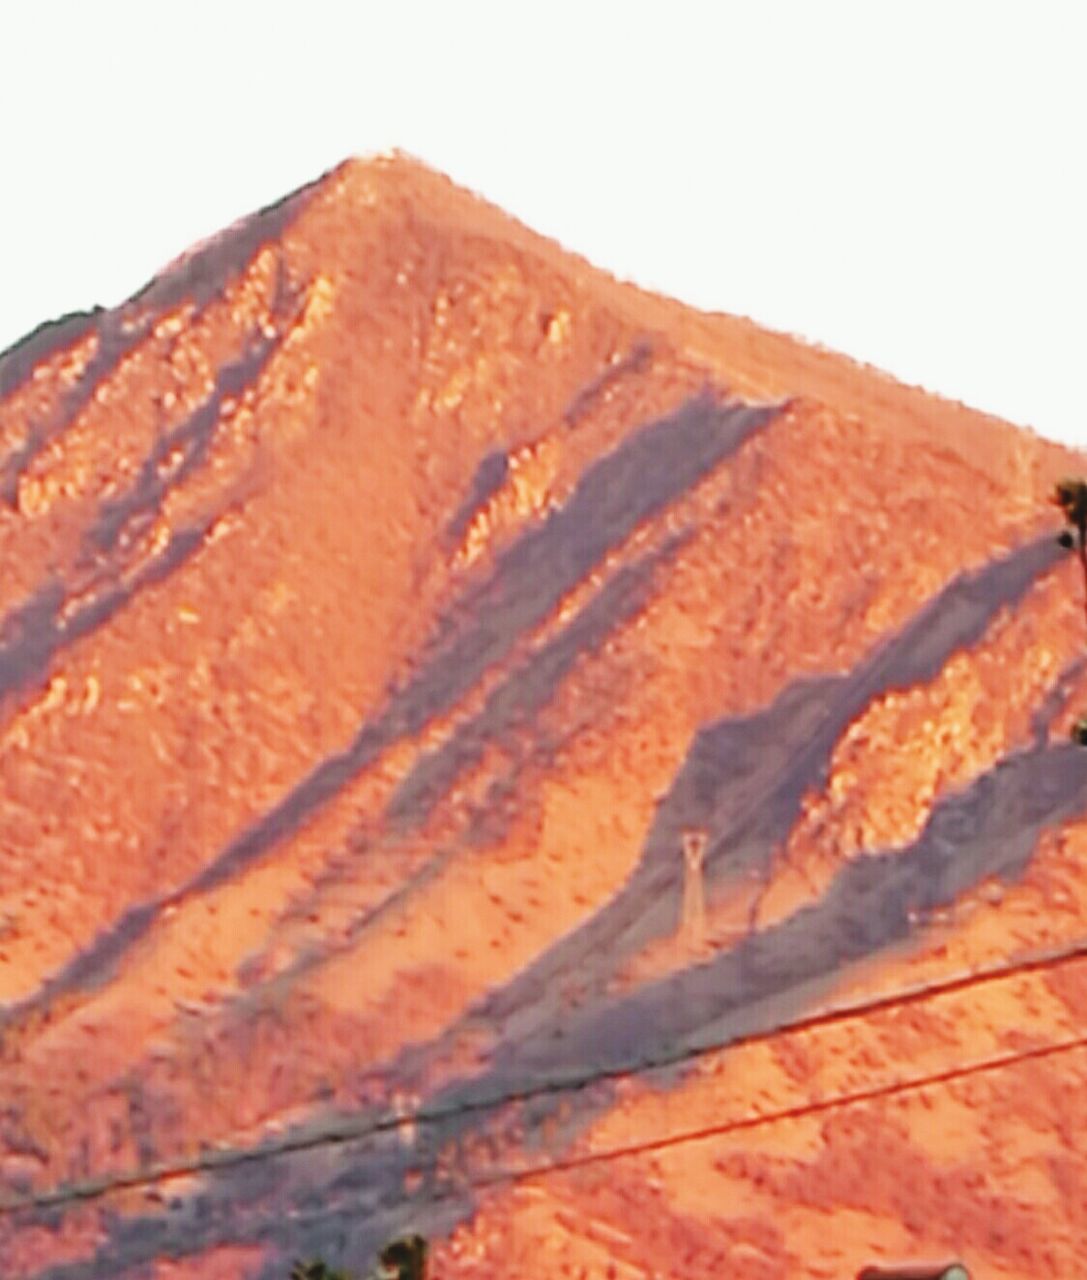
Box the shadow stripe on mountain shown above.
[0,173,320,499]
[12,530,1069,1242]
[0,311,156,507]
[476,531,1067,1026]
[0,308,104,400]
[233,533,693,992]
[84,321,290,559]
[25,499,1054,1228]
[0,314,298,711]
[395,392,778,740]
[478,739,1087,1090]
[443,337,659,547]
[0,502,263,1024]
[442,448,509,543]
[386,533,690,826]
[176,396,779,890]
[1,394,779,1023]
[22,741,1087,1280]
[0,513,221,718]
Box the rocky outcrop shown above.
[1,154,1085,1280]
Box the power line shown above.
[277,1021,1087,1237]
[3,538,1065,1222]
[506,1026,1087,1185]
[4,930,1087,1218]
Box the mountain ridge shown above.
[1,152,1086,1280]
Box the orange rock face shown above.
[1,154,1086,1280]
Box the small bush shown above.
[289,1234,427,1280]
[1053,477,1087,535]
[290,1262,354,1280]
[1053,477,1087,747]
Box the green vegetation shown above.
[290,1234,427,1280]
[1053,477,1087,541]
[290,1262,354,1280]
[1053,477,1087,745]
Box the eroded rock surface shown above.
[1,155,1086,1280]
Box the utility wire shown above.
[4,929,1087,1219]
[275,1020,1087,1238]
[3,537,1066,1219]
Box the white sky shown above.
[2,1,1085,448]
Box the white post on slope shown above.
[681,828,708,958]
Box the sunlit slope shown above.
[1,154,1085,1280]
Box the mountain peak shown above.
[1,159,1086,1280]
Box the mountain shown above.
[1,153,1086,1280]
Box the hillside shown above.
[1,153,1086,1280]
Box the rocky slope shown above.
[1,154,1086,1280]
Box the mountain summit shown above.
[1,154,1086,1280]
